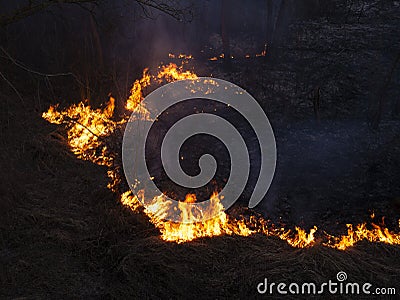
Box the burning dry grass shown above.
[41,61,400,251]
[2,81,400,299]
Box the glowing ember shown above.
[256,43,267,57]
[42,60,400,249]
[255,51,266,57]
[168,53,193,60]
[208,48,266,61]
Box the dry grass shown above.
[0,78,399,299]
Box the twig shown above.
[0,0,97,27]
[0,0,193,26]
[134,0,193,22]
[0,46,92,98]
[0,46,85,85]
[0,70,25,106]
[63,115,102,138]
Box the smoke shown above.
[1,0,325,75]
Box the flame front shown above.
[325,222,400,250]
[42,97,117,167]
[42,61,400,249]
[126,68,151,111]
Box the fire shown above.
[325,222,400,250]
[280,226,317,248]
[151,192,246,243]
[208,47,266,61]
[168,53,193,60]
[183,193,197,203]
[43,62,196,158]
[157,63,197,82]
[126,68,151,111]
[255,50,266,57]
[42,60,400,250]
[120,190,232,243]
[256,43,267,57]
[119,189,317,246]
[42,96,117,167]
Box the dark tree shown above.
[220,0,231,68]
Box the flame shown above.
[325,222,400,250]
[43,63,196,162]
[279,226,317,248]
[207,43,268,61]
[42,60,400,250]
[255,51,266,57]
[119,190,317,246]
[255,49,267,57]
[126,68,151,111]
[183,193,197,203]
[256,43,267,57]
[126,63,197,118]
[208,48,267,61]
[168,53,193,60]
[157,63,197,82]
[42,96,117,166]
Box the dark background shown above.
[1,0,399,298]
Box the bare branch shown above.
[0,70,25,105]
[0,0,193,27]
[134,0,193,21]
[0,0,97,27]
[0,46,88,89]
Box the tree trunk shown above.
[221,0,231,68]
[265,0,274,47]
[368,51,400,129]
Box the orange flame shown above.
[42,96,117,166]
[42,60,400,249]
[325,222,400,250]
[168,53,193,60]
[126,68,151,111]
[208,49,267,61]
[157,63,197,82]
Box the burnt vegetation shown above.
[1,0,400,298]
